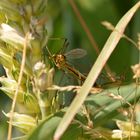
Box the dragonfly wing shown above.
[65,48,87,59]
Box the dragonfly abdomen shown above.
[65,63,86,81]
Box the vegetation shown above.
[0,0,140,140]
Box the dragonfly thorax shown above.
[53,54,66,68]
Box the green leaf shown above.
[27,112,86,140]
[85,83,140,126]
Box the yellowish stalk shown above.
[7,32,29,140]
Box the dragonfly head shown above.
[52,54,66,68]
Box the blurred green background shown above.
[46,0,140,81]
[0,0,140,139]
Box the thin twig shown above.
[68,0,99,54]
[68,0,116,82]
[7,32,29,140]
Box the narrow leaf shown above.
[54,2,140,140]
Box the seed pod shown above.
[0,1,22,22]
[4,112,37,134]
[25,4,32,20]
[0,77,24,102]
[30,39,42,65]
[0,23,25,51]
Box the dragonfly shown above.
[46,39,87,82]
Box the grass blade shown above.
[54,2,140,140]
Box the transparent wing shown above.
[65,48,87,59]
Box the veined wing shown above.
[65,48,87,59]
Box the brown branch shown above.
[68,0,100,54]
[68,0,116,82]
